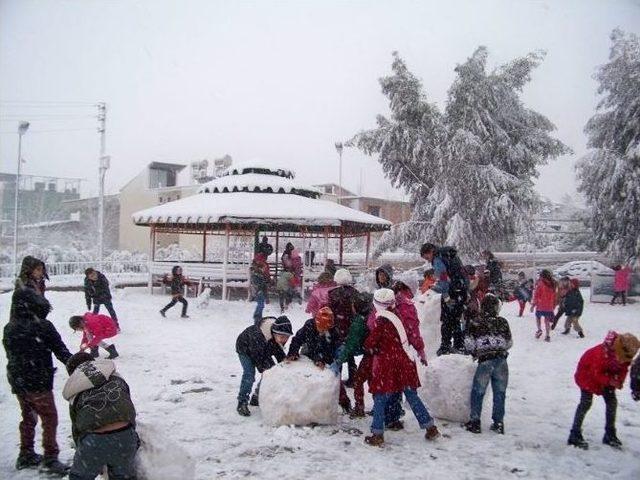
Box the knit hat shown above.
[314,307,334,332]
[271,316,293,336]
[373,288,396,312]
[613,333,640,363]
[334,268,353,286]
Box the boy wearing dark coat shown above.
[328,268,359,384]
[464,294,512,434]
[559,278,585,337]
[287,307,351,412]
[568,331,640,449]
[160,265,191,318]
[236,316,293,416]
[3,286,72,475]
[631,355,640,402]
[62,353,138,480]
[84,268,119,326]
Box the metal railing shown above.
[0,260,149,279]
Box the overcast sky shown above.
[1,0,639,203]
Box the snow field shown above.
[0,287,639,479]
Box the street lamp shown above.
[12,121,30,278]
[334,142,343,204]
[98,155,110,269]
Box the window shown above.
[368,205,381,217]
[149,168,177,188]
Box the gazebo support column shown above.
[339,225,344,266]
[275,229,280,278]
[222,224,230,300]
[148,225,156,294]
[323,227,329,267]
[202,229,207,262]
[365,231,371,267]
[301,228,307,298]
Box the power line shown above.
[0,100,97,106]
[0,127,96,134]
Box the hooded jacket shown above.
[574,331,631,395]
[3,287,72,394]
[235,317,286,373]
[328,284,359,340]
[464,313,513,362]
[305,277,337,318]
[62,359,136,443]
[374,264,394,289]
[562,280,584,317]
[15,255,48,296]
[79,312,118,348]
[288,318,341,365]
[533,278,557,311]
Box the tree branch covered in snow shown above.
[577,29,640,261]
[350,48,570,255]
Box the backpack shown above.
[437,246,469,301]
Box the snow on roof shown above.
[132,191,391,230]
[197,173,320,196]
[220,159,295,178]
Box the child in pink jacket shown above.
[69,312,119,359]
[531,270,557,342]
[611,265,632,306]
[305,272,337,318]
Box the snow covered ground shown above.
[1,288,639,479]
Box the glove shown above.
[328,362,341,376]
[286,353,299,361]
[420,357,428,367]
[86,302,92,311]
[315,361,326,370]
[632,391,640,401]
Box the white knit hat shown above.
[373,288,396,311]
[334,268,353,286]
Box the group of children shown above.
[3,256,135,478]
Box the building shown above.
[0,172,81,245]
[313,183,411,225]
[58,194,121,252]
[118,162,199,252]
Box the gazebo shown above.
[132,162,391,298]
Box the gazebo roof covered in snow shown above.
[132,163,391,233]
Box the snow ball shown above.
[135,422,196,480]
[420,354,492,424]
[260,357,340,427]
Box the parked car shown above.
[553,261,612,282]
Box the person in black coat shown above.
[631,355,640,402]
[559,279,585,338]
[482,250,503,289]
[235,316,293,416]
[3,285,72,475]
[160,266,190,318]
[84,268,119,326]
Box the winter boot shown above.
[603,430,623,449]
[567,431,589,450]
[181,313,190,318]
[490,422,505,434]
[364,434,384,447]
[15,452,42,470]
[436,345,451,356]
[350,406,366,418]
[578,331,585,338]
[249,394,259,407]
[545,335,551,342]
[40,457,70,477]
[105,344,119,360]
[386,420,404,431]
[535,330,542,339]
[237,402,251,417]
[159,309,167,318]
[339,399,352,415]
[425,425,441,440]
[465,419,481,434]
[561,329,570,335]
[90,346,99,358]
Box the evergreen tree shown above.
[350,48,570,255]
[577,29,640,260]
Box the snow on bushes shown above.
[260,357,340,426]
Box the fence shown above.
[0,260,149,279]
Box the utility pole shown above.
[97,103,109,269]
[12,121,30,278]
[335,142,343,205]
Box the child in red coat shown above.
[69,313,119,359]
[530,269,557,342]
[363,288,439,447]
[568,331,640,449]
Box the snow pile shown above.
[415,290,442,358]
[260,357,340,426]
[135,423,196,480]
[420,354,491,423]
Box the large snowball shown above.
[415,290,442,358]
[135,422,196,480]
[419,354,492,424]
[260,357,340,426]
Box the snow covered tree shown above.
[577,29,640,261]
[349,49,570,256]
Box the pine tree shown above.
[577,29,640,260]
[350,48,570,256]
